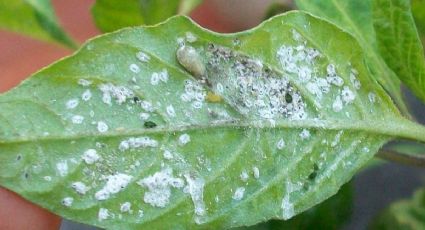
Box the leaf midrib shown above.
[2,117,424,145]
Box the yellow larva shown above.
[176,45,205,77]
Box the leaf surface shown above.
[373,0,425,103]
[295,0,411,116]
[0,13,424,229]
[92,0,202,32]
[241,182,353,230]
[0,0,76,48]
[412,0,425,46]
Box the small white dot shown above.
[82,149,100,164]
[276,138,285,150]
[253,167,260,179]
[97,121,108,133]
[129,64,140,73]
[151,73,159,85]
[166,105,176,117]
[178,133,191,145]
[62,197,74,207]
[136,51,150,62]
[82,89,92,101]
[120,202,132,213]
[71,115,84,124]
[66,99,79,109]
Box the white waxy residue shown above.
[184,174,206,218]
[99,83,134,105]
[253,167,260,179]
[332,95,343,112]
[368,92,376,103]
[178,133,191,146]
[166,105,176,117]
[232,187,246,201]
[299,129,310,140]
[57,160,68,177]
[120,202,132,213]
[119,137,158,151]
[137,168,184,208]
[98,208,110,221]
[341,86,356,104]
[240,170,249,182]
[71,115,84,124]
[97,121,108,133]
[277,138,285,150]
[66,99,79,109]
[136,51,150,63]
[82,149,100,164]
[95,173,133,201]
[78,79,92,86]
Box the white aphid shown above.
[81,89,92,101]
[62,197,74,207]
[72,182,89,195]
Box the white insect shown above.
[176,45,205,77]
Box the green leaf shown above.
[373,0,425,104]
[370,188,425,230]
[412,0,425,46]
[295,0,412,118]
[0,0,76,48]
[240,182,353,230]
[0,13,425,229]
[92,0,202,33]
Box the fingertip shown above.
[0,187,61,230]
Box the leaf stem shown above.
[382,119,425,143]
[377,149,425,168]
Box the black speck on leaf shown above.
[144,121,157,128]
[285,93,293,103]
